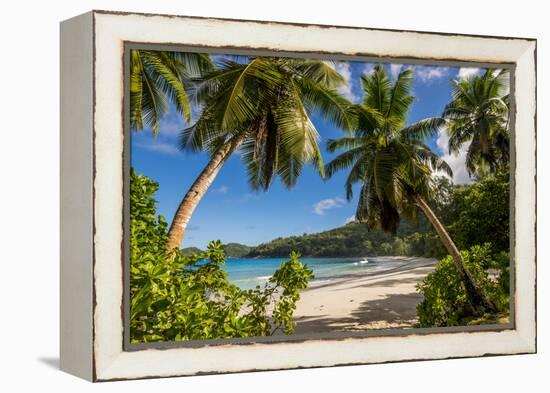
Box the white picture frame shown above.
[60,10,536,381]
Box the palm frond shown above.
[325,146,365,178]
[361,64,391,113]
[386,68,414,119]
[129,50,213,134]
[297,79,355,130]
[401,117,446,141]
[344,160,367,200]
[326,62,456,235]
[289,59,346,88]
[326,137,365,153]
[443,68,510,172]
[141,51,192,123]
[275,81,325,183]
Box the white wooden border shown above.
[61,10,536,381]
[60,12,94,381]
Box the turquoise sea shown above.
[224,257,404,290]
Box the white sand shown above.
[292,257,437,333]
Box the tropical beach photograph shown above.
[128,49,511,343]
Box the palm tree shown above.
[325,64,495,314]
[130,50,214,134]
[442,69,510,175]
[165,57,353,249]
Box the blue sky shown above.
[131,55,485,249]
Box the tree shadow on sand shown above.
[338,267,433,291]
[293,292,423,334]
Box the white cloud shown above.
[158,117,186,136]
[362,63,376,77]
[239,193,259,203]
[435,126,473,184]
[135,140,180,155]
[414,66,450,83]
[390,64,403,80]
[313,197,345,215]
[156,102,203,135]
[213,185,229,194]
[326,61,359,102]
[457,67,481,80]
[344,215,356,224]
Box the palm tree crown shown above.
[326,64,450,233]
[442,69,510,174]
[181,56,353,190]
[165,56,353,249]
[130,50,214,134]
[326,64,496,313]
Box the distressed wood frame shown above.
[60,10,537,382]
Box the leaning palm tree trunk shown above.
[166,136,243,249]
[413,194,496,314]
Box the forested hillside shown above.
[181,242,252,257]
[246,173,509,259]
[246,220,429,258]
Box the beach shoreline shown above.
[291,256,437,333]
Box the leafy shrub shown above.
[447,170,510,253]
[129,169,313,343]
[390,238,409,256]
[246,220,427,258]
[404,232,446,259]
[416,243,509,327]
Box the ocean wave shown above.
[256,275,272,280]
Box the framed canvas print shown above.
[60,10,537,381]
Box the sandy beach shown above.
[292,256,437,333]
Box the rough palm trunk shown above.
[413,194,496,314]
[166,136,243,249]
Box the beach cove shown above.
[292,256,437,332]
[224,256,437,332]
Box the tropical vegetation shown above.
[128,49,512,339]
[246,219,425,258]
[166,56,353,248]
[129,170,313,342]
[129,50,214,134]
[443,69,510,175]
[239,169,509,262]
[181,243,251,257]
[324,65,496,314]
[416,244,510,327]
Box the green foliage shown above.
[447,170,510,253]
[223,243,252,257]
[179,246,203,256]
[390,237,409,256]
[129,169,170,266]
[182,57,354,190]
[404,232,446,259]
[443,69,510,174]
[181,243,252,257]
[246,170,509,261]
[130,169,313,343]
[404,171,509,259]
[250,251,314,335]
[130,50,214,134]
[416,244,510,327]
[246,220,425,258]
[325,64,451,235]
